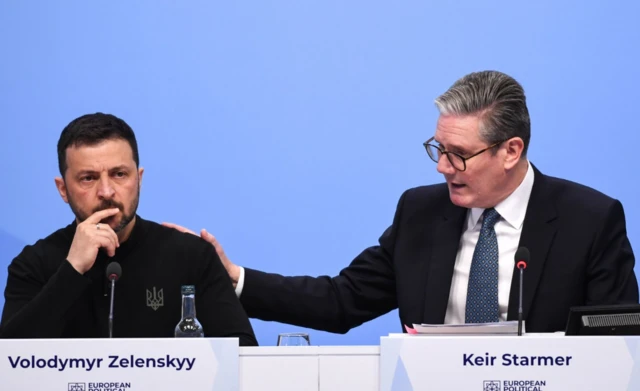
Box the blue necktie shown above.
[465,208,501,323]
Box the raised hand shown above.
[67,208,120,274]
[162,222,241,286]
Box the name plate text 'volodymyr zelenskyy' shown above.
[7,354,196,372]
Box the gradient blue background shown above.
[1,1,639,346]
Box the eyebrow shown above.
[76,165,131,176]
[109,165,130,172]
[75,169,98,177]
[434,139,467,154]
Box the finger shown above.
[95,227,119,249]
[85,208,120,224]
[95,234,117,257]
[162,222,197,236]
[201,230,226,257]
[102,223,120,247]
[93,221,120,247]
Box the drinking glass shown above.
[277,332,311,346]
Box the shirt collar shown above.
[468,161,535,230]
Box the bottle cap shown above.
[181,285,195,295]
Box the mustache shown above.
[92,200,125,213]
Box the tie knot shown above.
[482,208,500,229]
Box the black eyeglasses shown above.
[423,137,507,171]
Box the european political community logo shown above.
[484,380,501,391]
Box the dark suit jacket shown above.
[241,165,639,333]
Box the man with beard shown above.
[0,113,257,346]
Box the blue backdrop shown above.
[1,1,639,346]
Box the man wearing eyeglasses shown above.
[165,70,638,334]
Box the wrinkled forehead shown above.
[433,115,484,150]
[65,139,136,172]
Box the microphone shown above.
[514,247,529,336]
[105,262,122,338]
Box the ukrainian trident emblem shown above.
[146,287,164,310]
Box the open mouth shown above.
[451,183,466,189]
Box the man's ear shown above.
[138,167,144,186]
[54,177,69,204]
[503,137,525,170]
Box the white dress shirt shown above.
[235,162,535,325]
[444,161,534,323]
[235,266,245,297]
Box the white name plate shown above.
[0,338,238,391]
[380,334,640,391]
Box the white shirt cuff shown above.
[235,266,245,298]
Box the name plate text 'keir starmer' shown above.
[381,335,640,391]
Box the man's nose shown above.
[96,177,115,199]
[436,154,456,175]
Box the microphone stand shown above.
[518,265,524,336]
[109,277,116,338]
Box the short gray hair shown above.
[434,70,530,156]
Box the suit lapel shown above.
[422,202,467,324]
[507,167,558,321]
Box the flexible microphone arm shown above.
[517,264,525,336]
[109,278,116,338]
[514,247,530,337]
[105,262,122,338]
